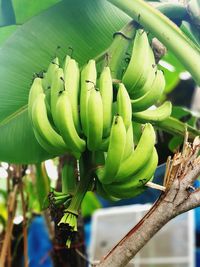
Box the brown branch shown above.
[19,180,29,267]
[0,184,18,267]
[96,137,200,267]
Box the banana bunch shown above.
[96,121,158,199]
[28,39,172,207]
[93,81,158,199]
[122,28,172,123]
[28,56,86,159]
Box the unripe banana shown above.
[55,91,86,156]
[122,123,134,161]
[96,179,120,201]
[131,70,165,112]
[64,57,81,132]
[80,60,97,136]
[122,29,152,95]
[132,101,172,123]
[86,88,103,151]
[117,83,132,130]
[103,147,158,199]
[44,88,54,124]
[97,115,126,184]
[63,55,71,75]
[42,57,59,90]
[131,39,157,98]
[137,68,156,98]
[99,137,110,152]
[98,66,113,137]
[33,128,61,156]
[28,78,44,121]
[31,93,69,154]
[50,67,65,126]
[115,123,156,182]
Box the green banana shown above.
[42,57,59,90]
[80,60,97,136]
[63,55,71,75]
[99,137,110,152]
[117,83,132,130]
[31,93,69,155]
[98,66,113,137]
[103,147,158,199]
[50,67,65,126]
[122,123,134,161]
[97,115,126,184]
[55,91,86,157]
[86,88,103,151]
[32,128,62,156]
[131,69,165,112]
[122,29,153,95]
[64,57,81,132]
[131,46,157,98]
[28,78,44,121]
[115,123,156,182]
[132,101,172,123]
[96,179,120,201]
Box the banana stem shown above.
[61,154,77,195]
[155,116,200,139]
[67,173,92,213]
[95,20,136,79]
[62,150,93,215]
[107,0,200,85]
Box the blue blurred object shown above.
[196,249,200,267]
[28,215,53,267]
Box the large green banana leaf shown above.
[0,0,129,163]
[0,25,18,45]
[12,0,61,24]
[0,0,61,44]
[0,0,61,27]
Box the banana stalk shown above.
[107,0,200,85]
[155,116,200,140]
[61,155,77,196]
[58,151,93,248]
[96,20,136,79]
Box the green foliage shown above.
[0,25,18,45]
[168,106,200,152]
[12,0,61,24]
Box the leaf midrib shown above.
[0,104,27,127]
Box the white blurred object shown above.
[0,167,8,179]
[191,86,200,112]
[89,204,195,267]
[45,159,58,180]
